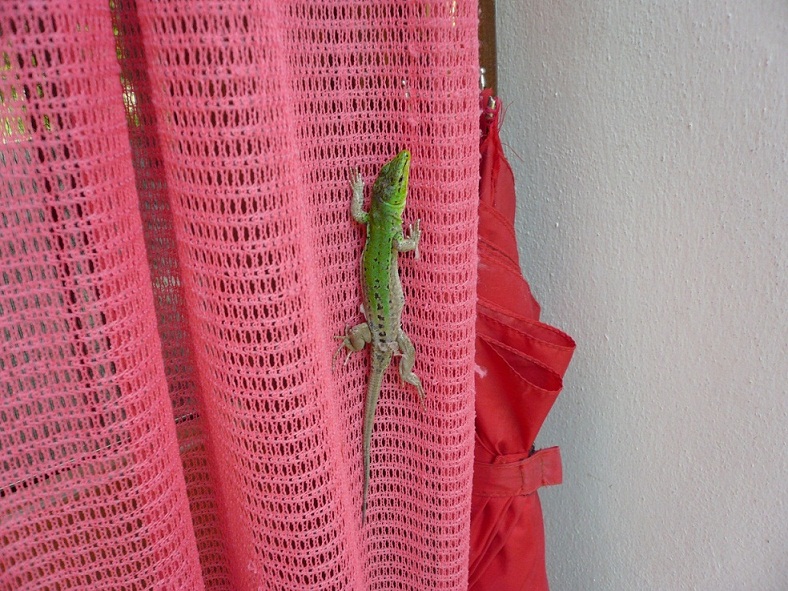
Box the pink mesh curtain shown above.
[0,2,479,589]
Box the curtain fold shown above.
[1,1,480,589]
[0,4,206,588]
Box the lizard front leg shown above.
[350,169,368,224]
[394,219,421,259]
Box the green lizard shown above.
[335,149,425,524]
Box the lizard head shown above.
[372,150,411,213]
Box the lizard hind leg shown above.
[396,329,425,410]
[332,322,372,368]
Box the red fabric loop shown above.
[473,447,563,498]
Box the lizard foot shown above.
[332,329,353,369]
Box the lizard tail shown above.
[362,349,393,524]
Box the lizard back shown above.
[361,197,405,351]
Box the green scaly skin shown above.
[336,150,425,524]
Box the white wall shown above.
[497,2,787,589]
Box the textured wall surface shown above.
[497,2,787,589]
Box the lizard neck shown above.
[370,194,405,223]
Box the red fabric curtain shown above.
[0,2,479,589]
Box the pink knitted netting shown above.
[1,1,479,589]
